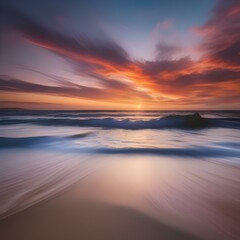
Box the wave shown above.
[92,146,240,158]
[0,136,55,148]
[1,136,239,158]
[0,132,93,148]
[0,113,240,129]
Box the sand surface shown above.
[0,155,239,240]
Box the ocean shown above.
[0,110,239,239]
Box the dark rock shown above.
[185,112,205,128]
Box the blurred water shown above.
[0,110,239,159]
[0,110,239,239]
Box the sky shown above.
[0,0,239,110]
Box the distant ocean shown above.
[0,110,239,156]
[0,110,239,239]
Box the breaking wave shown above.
[0,113,239,129]
[0,136,239,158]
[0,113,240,130]
[93,146,240,158]
[0,132,93,148]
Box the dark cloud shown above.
[0,76,107,99]
[169,69,240,88]
[139,57,192,77]
[197,0,240,66]
[0,75,151,102]
[155,42,181,60]
[3,6,130,67]
[211,40,240,66]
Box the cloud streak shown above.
[1,0,240,109]
[0,75,152,104]
[195,0,240,67]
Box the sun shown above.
[137,104,142,110]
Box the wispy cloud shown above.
[1,0,240,109]
[195,0,240,67]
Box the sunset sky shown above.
[0,0,239,110]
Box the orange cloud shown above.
[1,0,240,109]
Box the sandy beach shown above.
[1,154,239,240]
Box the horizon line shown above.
[0,108,240,112]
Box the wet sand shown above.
[0,155,239,240]
[0,157,198,240]
[0,196,198,240]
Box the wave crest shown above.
[0,113,239,129]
